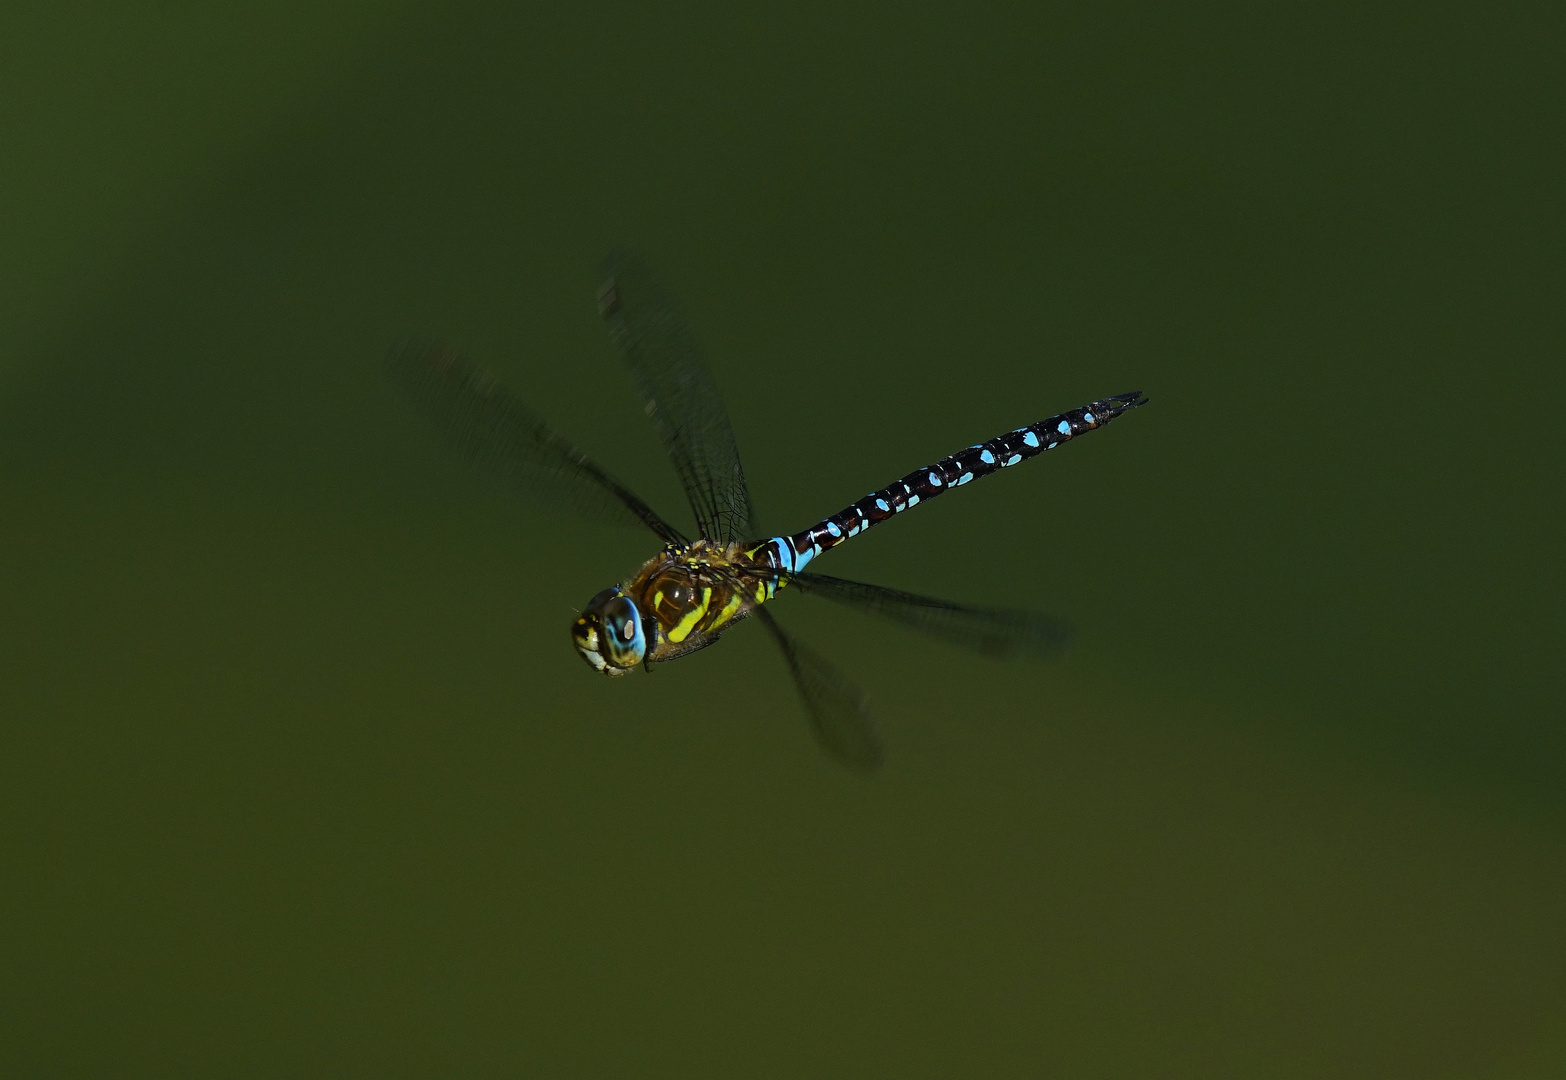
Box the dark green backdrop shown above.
[2,2,1562,1077]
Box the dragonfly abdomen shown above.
[761,390,1145,573]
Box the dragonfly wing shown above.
[788,572,1074,660]
[754,607,884,773]
[598,250,756,543]
[387,340,686,545]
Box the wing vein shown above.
[787,572,1073,659]
[386,340,684,544]
[598,251,755,542]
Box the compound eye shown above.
[583,587,621,610]
[600,595,646,668]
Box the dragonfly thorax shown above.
[571,541,768,676]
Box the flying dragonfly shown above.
[388,252,1146,771]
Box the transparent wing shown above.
[754,606,884,774]
[788,572,1074,659]
[598,250,756,543]
[386,340,686,545]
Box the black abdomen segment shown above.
[768,391,1145,572]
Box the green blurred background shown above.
[1,2,1562,1076]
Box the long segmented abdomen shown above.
[755,391,1145,575]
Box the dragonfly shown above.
[388,252,1145,771]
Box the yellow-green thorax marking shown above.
[572,539,788,675]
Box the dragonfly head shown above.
[572,586,646,675]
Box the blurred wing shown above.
[754,607,884,774]
[598,250,755,543]
[386,340,686,545]
[788,572,1074,659]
